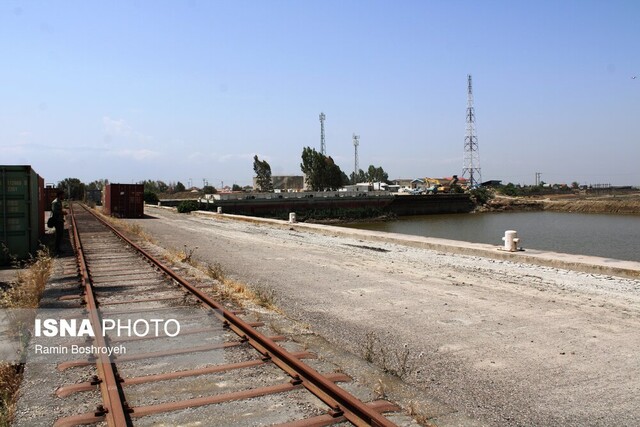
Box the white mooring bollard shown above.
[289,212,297,223]
[502,230,520,252]
[217,207,222,214]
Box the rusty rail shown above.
[56,203,131,426]
[58,203,399,426]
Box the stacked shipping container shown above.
[104,184,144,218]
[0,166,44,265]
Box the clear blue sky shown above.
[2,0,639,187]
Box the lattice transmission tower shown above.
[352,134,360,184]
[462,74,482,187]
[319,112,326,155]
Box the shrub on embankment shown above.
[177,200,200,213]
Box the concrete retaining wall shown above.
[181,206,640,280]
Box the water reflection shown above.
[341,212,640,262]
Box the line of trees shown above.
[56,178,221,201]
[350,165,389,185]
[300,147,349,191]
[251,148,391,192]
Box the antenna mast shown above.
[319,112,326,155]
[352,133,360,184]
[462,74,482,187]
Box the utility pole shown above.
[535,172,541,186]
[462,74,482,188]
[319,112,326,155]
[352,134,360,185]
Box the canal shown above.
[341,211,640,262]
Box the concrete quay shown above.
[192,209,640,280]
[138,205,640,426]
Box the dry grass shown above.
[164,245,200,268]
[0,247,53,425]
[94,208,156,244]
[216,279,280,312]
[406,400,435,426]
[361,332,416,380]
[0,363,23,426]
[1,247,52,309]
[206,262,225,282]
[202,261,281,312]
[98,206,282,313]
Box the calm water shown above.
[341,212,640,262]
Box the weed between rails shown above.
[97,206,282,316]
[94,208,156,244]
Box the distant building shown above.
[341,184,372,192]
[391,179,413,188]
[410,179,425,189]
[396,176,471,192]
[252,175,304,192]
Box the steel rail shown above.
[61,204,131,427]
[80,203,398,427]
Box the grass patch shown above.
[0,247,53,425]
[205,262,225,282]
[0,363,23,427]
[99,205,282,314]
[203,263,281,312]
[361,332,416,380]
[1,247,52,309]
[164,245,200,268]
[93,208,156,244]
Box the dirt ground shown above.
[486,192,640,215]
[128,206,640,427]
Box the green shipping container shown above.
[0,165,41,265]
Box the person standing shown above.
[51,190,66,253]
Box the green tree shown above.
[498,182,520,196]
[203,185,217,194]
[340,171,351,186]
[253,155,274,192]
[232,184,242,191]
[365,165,389,183]
[143,191,159,204]
[175,181,186,192]
[58,178,85,200]
[470,187,494,205]
[300,147,346,191]
[177,200,199,213]
[142,180,158,193]
[350,169,367,185]
[87,179,108,191]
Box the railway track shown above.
[46,203,400,426]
